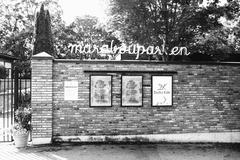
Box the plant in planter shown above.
[13,105,32,147]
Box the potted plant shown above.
[13,105,32,147]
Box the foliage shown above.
[1,0,239,62]
[14,104,32,135]
[55,15,120,59]
[188,0,240,61]
[0,0,63,68]
[191,27,236,61]
[108,0,240,61]
[0,0,35,63]
[33,4,54,56]
[0,65,8,79]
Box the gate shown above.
[0,68,31,142]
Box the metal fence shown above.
[0,68,31,142]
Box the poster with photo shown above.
[122,76,142,107]
[152,76,172,107]
[90,75,112,107]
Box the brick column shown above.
[31,52,53,144]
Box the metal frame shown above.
[151,75,173,107]
[89,75,112,107]
[121,75,143,107]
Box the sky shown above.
[57,0,230,26]
[58,0,110,25]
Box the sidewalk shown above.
[0,142,52,160]
[0,142,240,160]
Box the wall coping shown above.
[32,52,53,60]
[53,59,240,66]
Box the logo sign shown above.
[152,76,172,106]
[68,39,190,60]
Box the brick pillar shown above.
[31,52,53,144]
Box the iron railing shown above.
[0,68,31,142]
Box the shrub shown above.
[14,104,32,135]
[0,65,8,79]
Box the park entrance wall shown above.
[31,52,240,144]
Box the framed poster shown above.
[152,75,173,107]
[90,75,112,107]
[121,76,142,107]
[64,81,78,100]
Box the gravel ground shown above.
[1,143,238,160]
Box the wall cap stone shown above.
[32,52,53,60]
[32,138,52,145]
[54,59,240,66]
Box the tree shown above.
[108,0,240,61]
[191,25,236,61]
[0,0,37,56]
[188,0,240,61]
[33,4,54,56]
[55,15,120,59]
[0,0,63,64]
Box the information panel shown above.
[64,81,78,100]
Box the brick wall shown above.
[51,60,240,138]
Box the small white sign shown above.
[152,76,172,106]
[64,81,78,100]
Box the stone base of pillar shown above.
[32,138,52,145]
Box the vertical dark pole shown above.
[14,69,18,111]
[19,72,21,105]
[24,70,28,100]
[30,68,32,141]
[3,77,5,141]
[0,79,2,141]
[10,69,14,141]
[6,69,9,141]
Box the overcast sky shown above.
[57,0,229,25]
[58,0,109,25]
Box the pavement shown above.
[0,142,240,160]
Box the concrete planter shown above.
[13,132,29,148]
